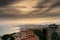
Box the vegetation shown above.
[51,31,59,40]
[33,29,47,40]
[42,29,47,40]
[33,29,43,40]
[2,34,15,40]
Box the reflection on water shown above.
[0,24,19,36]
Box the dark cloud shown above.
[51,1,60,7]
[0,12,25,19]
[0,0,60,19]
[35,0,60,8]
[35,0,60,11]
[34,0,50,8]
[47,1,60,11]
[25,13,60,18]
[42,0,60,12]
[29,0,60,18]
[0,0,24,7]
[0,9,60,19]
[0,6,23,19]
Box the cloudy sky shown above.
[0,0,60,35]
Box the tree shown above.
[2,34,15,40]
[59,33,60,40]
[33,29,43,40]
[51,31,59,40]
[42,29,47,40]
[49,23,59,31]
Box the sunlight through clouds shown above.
[10,0,39,14]
[0,0,60,35]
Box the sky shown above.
[0,0,60,36]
